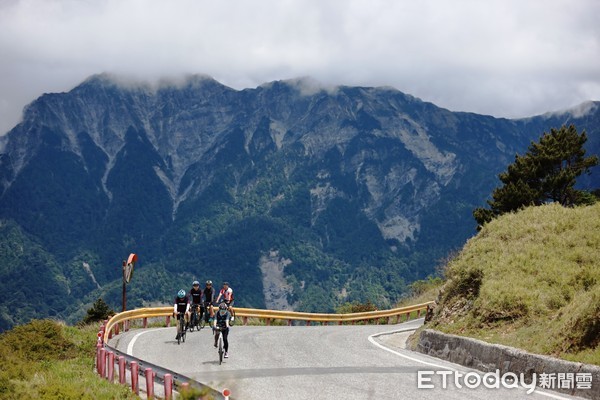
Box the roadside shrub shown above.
[1,320,76,362]
[80,298,115,325]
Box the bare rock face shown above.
[259,250,294,310]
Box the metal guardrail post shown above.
[107,351,115,382]
[145,368,154,399]
[131,361,139,395]
[118,356,126,384]
[96,343,102,374]
[99,348,106,378]
[164,373,173,400]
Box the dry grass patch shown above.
[429,203,600,365]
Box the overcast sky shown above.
[1,0,599,135]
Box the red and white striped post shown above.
[243,316,248,326]
[143,317,148,328]
[131,361,139,395]
[222,388,231,400]
[107,351,115,381]
[145,368,154,399]
[118,356,126,384]
[163,373,173,400]
[98,327,105,345]
[165,315,171,327]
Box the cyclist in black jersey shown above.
[173,289,190,340]
[203,280,215,322]
[213,302,231,358]
[189,280,203,329]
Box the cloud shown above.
[0,0,599,134]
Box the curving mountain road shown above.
[109,319,584,400]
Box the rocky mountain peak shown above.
[0,75,598,327]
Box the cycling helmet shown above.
[223,281,229,286]
[218,303,228,316]
[206,280,212,285]
[192,280,200,286]
[177,289,186,298]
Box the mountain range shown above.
[0,74,598,330]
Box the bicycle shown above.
[176,312,186,345]
[189,304,203,332]
[215,327,224,364]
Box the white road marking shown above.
[368,328,578,400]
[126,327,170,355]
[368,328,457,371]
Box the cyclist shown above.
[215,281,234,321]
[173,289,190,340]
[203,280,216,322]
[213,302,231,358]
[189,281,203,328]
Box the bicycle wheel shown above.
[194,310,201,331]
[199,315,206,329]
[178,318,185,345]
[218,336,223,365]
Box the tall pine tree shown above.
[474,125,598,227]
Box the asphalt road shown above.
[109,319,585,400]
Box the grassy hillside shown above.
[0,320,136,399]
[428,202,599,365]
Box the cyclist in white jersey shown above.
[215,282,234,321]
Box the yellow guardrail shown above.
[103,302,434,343]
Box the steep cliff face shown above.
[0,74,598,328]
